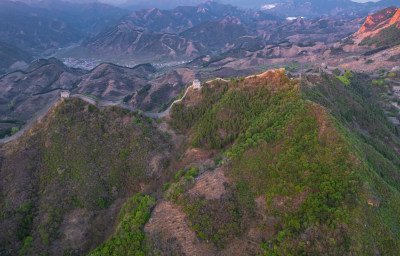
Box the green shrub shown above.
[214,156,223,166]
[88,194,155,256]
[174,169,185,180]
[88,104,97,113]
[18,236,33,256]
[336,70,353,86]
[96,197,109,209]
[365,59,374,64]
[11,126,19,135]
[164,176,195,202]
[185,168,198,178]
[16,202,34,241]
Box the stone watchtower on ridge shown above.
[193,79,201,89]
[60,90,70,98]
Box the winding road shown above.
[0,85,195,144]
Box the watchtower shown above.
[193,79,201,89]
[61,90,70,98]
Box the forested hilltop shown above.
[1,69,400,255]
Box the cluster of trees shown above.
[0,120,24,139]
[88,194,155,256]
[335,69,354,86]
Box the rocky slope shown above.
[177,13,364,73]
[75,63,153,101]
[0,42,33,74]
[123,1,280,34]
[325,6,400,72]
[68,1,282,62]
[353,6,400,44]
[180,15,255,51]
[123,3,234,34]
[81,23,208,61]
[184,6,400,74]
[0,58,83,122]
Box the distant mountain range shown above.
[94,0,400,14]
[1,0,399,66]
[119,1,279,34]
[0,1,128,53]
[75,1,367,61]
[80,25,208,61]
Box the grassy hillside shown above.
[301,72,400,254]
[169,70,400,255]
[0,98,172,255]
[302,72,400,191]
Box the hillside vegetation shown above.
[1,70,400,255]
[169,70,400,255]
[88,194,155,256]
[0,98,172,255]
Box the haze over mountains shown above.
[1,0,398,69]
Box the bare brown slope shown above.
[0,58,82,122]
[77,63,148,101]
[82,23,208,60]
[354,6,400,43]
[357,6,398,34]
[389,8,400,28]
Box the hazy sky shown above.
[95,0,387,10]
[98,0,383,4]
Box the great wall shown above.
[0,80,200,144]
